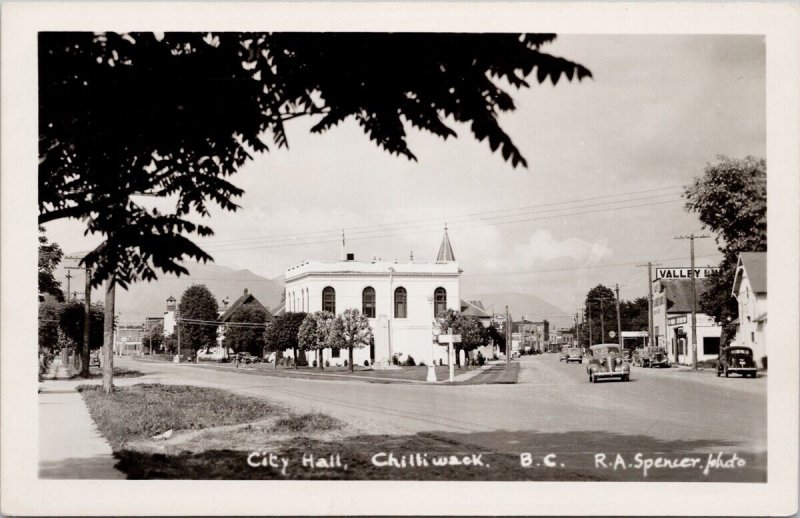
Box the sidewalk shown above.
[38,359,125,479]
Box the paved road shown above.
[117,353,766,481]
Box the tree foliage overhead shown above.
[683,156,766,343]
[38,226,64,301]
[177,284,219,351]
[39,32,591,288]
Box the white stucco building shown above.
[732,252,767,364]
[283,228,461,367]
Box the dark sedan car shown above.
[586,344,630,383]
[717,346,757,378]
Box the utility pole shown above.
[505,305,510,364]
[65,258,91,377]
[615,284,623,348]
[636,262,661,347]
[600,299,605,342]
[675,233,710,370]
[65,271,72,301]
[177,311,182,362]
[588,307,593,346]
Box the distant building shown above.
[283,227,461,367]
[511,319,549,353]
[163,296,177,335]
[652,278,722,364]
[114,323,145,356]
[460,299,496,358]
[732,252,767,363]
[213,288,274,357]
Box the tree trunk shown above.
[349,345,354,372]
[318,348,324,370]
[293,347,298,369]
[273,350,278,370]
[102,277,115,394]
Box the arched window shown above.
[362,287,376,318]
[394,287,407,319]
[434,287,447,317]
[322,287,336,314]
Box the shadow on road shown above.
[111,428,766,482]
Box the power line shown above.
[203,196,683,253]
[200,184,685,248]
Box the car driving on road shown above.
[633,346,670,368]
[717,346,757,378]
[560,347,583,363]
[586,344,630,382]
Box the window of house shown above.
[751,332,755,342]
[362,287,376,318]
[322,287,335,314]
[434,287,447,317]
[394,287,407,318]
[331,347,340,358]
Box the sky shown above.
[44,34,766,318]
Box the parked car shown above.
[237,352,260,364]
[560,347,583,363]
[89,352,101,367]
[633,346,669,368]
[621,349,634,363]
[586,344,630,382]
[717,346,757,378]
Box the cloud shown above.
[504,230,612,272]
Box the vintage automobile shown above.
[717,346,758,378]
[559,347,583,363]
[237,352,260,364]
[633,346,670,368]
[586,344,630,382]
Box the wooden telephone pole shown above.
[636,262,660,347]
[675,234,710,370]
[615,284,623,348]
[65,258,91,377]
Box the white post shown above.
[427,297,437,383]
[448,332,454,383]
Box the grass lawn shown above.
[194,362,486,383]
[78,383,325,449]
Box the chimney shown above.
[243,288,249,296]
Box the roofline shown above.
[286,271,462,283]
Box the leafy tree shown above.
[177,284,219,352]
[39,32,591,288]
[38,226,64,301]
[452,315,490,366]
[298,311,334,370]
[327,309,373,372]
[620,297,649,332]
[264,312,307,370]
[142,322,164,353]
[487,325,506,355]
[582,284,616,346]
[59,300,105,351]
[38,298,62,351]
[223,305,268,356]
[684,156,766,344]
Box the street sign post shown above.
[438,333,461,382]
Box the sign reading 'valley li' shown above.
[654,267,720,280]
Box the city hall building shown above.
[283,227,461,367]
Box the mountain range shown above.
[55,260,572,328]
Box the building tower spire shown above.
[436,224,456,262]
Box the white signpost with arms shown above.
[438,331,462,382]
